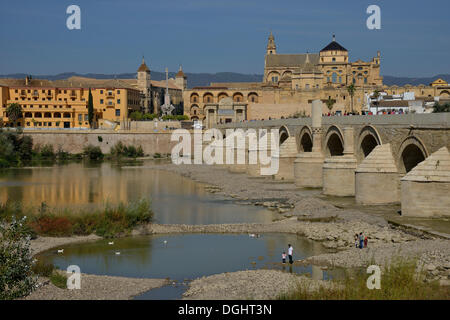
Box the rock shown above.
[426,264,437,271]
[439,279,450,286]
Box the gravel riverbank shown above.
[183,269,333,300]
[23,274,168,300]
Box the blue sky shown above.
[0,0,449,76]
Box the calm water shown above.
[37,233,337,299]
[0,162,276,225]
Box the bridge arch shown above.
[398,136,428,173]
[296,126,313,152]
[324,125,344,156]
[279,125,290,145]
[357,125,382,162]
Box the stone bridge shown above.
[214,102,450,218]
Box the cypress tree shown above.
[88,88,94,128]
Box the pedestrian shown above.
[364,236,368,248]
[359,232,364,249]
[282,251,287,264]
[288,244,293,264]
[354,234,359,248]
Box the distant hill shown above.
[0,72,263,89]
[1,72,448,88]
[382,74,450,86]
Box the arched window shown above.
[332,72,337,83]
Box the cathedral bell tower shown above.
[266,32,276,55]
[137,57,151,113]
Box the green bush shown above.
[110,142,144,158]
[32,260,55,277]
[0,216,37,300]
[83,145,104,160]
[39,144,55,159]
[49,272,67,289]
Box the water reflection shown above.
[0,162,276,225]
[38,234,330,281]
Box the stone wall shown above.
[24,131,178,155]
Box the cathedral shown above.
[183,33,386,127]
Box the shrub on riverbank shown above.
[0,199,153,238]
[109,141,144,158]
[279,259,449,300]
[83,145,104,160]
[0,217,36,300]
[0,129,34,168]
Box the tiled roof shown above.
[320,40,348,52]
[265,53,320,68]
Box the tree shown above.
[347,84,356,113]
[6,103,22,127]
[372,90,381,114]
[325,97,336,113]
[432,102,450,113]
[0,216,36,299]
[88,88,94,128]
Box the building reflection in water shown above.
[0,162,276,225]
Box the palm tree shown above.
[325,97,336,113]
[6,103,22,127]
[372,90,381,114]
[347,84,356,114]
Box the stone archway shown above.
[279,126,290,145]
[357,126,382,162]
[398,136,428,173]
[297,126,313,152]
[324,126,344,156]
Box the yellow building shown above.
[0,77,141,128]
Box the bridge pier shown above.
[355,143,400,204]
[294,100,324,188]
[401,147,450,217]
[273,137,297,181]
[323,127,357,196]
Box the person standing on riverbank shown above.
[282,251,286,264]
[359,232,364,249]
[288,244,293,264]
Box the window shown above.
[305,84,310,89]
[100,90,103,94]
[100,99,104,104]
[78,114,82,121]
[115,109,120,116]
[117,90,120,94]
[364,78,368,84]
[117,99,121,104]
[84,114,88,121]
[332,58,336,62]
[339,77,342,83]
[332,72,337,83]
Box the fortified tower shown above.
[137,57,151,113]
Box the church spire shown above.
[266,31,276,55]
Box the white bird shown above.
[108,242,114,245]
[57,249,64,254]
[163,240,167,244]
[115,252,121,255]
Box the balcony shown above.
[106,102,115,107]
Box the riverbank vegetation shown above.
[0,129,150,168]
[0,199,153,238]
[279,259,450,300]
[0,216,36,299]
